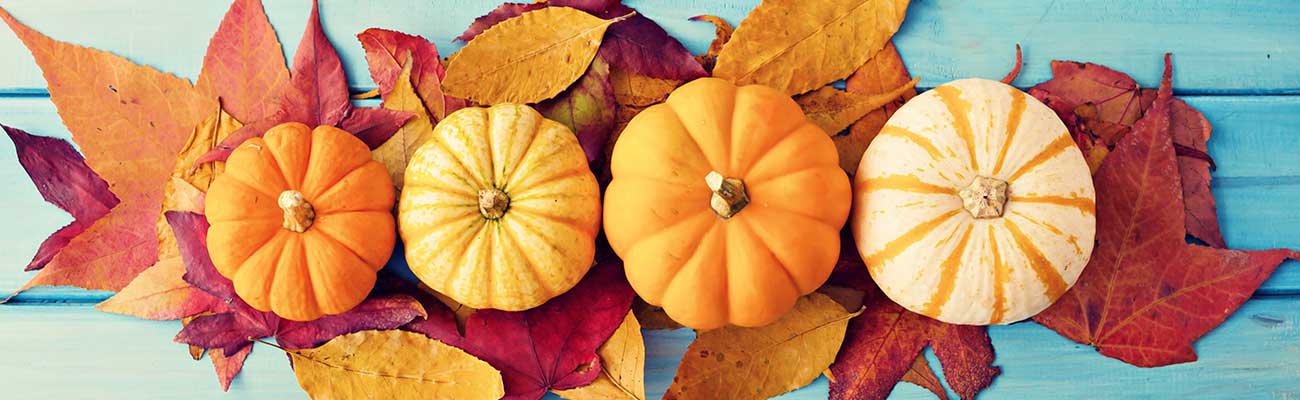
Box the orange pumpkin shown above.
[205,122,396,321]
[603,78,852,329]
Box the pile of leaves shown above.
[1,0,1295,399]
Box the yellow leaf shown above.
[432,288,476,332]
[352,88,381,99]
[375,52,436,190]
[156,104,241,266]
[554,312,647,400]
[690,15,734,73]
[287,330,504,400]
[713,0,910,95]
[610,68,682,108]
[838,41,915,174]
[664,293,860,399]
[443,7,627,104]
[796,77,919,135]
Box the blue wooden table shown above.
[1,1,1298,398]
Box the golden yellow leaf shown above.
[155,104,241,271]
[610,67,682,108]
[838,41,915,174]
[352,88,381,99]
[374,52,436,190]
[287,330,503,400]
[796,77,918,135]
[554,312,647,400]
[665,293,860,399]
[713,0,909,95]
[443,7,627,104]
[690,15,734,73]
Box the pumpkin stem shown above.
[478,188,511,220]
[278,190,316,232]
[706,171,749,220]
[959,176,1008,219]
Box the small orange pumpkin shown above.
[205,122,396,321]
[604,78,852,329]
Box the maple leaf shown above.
[165,211,427,388]
[358,28,466,120]
[537,57,616,165]
[195,0,288,124]
[1032,56,1300,367]
[1028,58,1223,247]
[838,41,915,175]
[197,0,411,165]
[410,261,636,400]
[458,0,705,80]
[1,7,213,293]
[1,125,117,273]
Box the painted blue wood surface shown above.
[0,0,1298,399]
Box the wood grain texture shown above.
[1,1,1299,399]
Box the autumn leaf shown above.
[1028,58,1223,247]
[666,293,860,399]
[554,312,646,400]
[94,256,221,320]
[796,77,919,135]
[901,356,948,400]
[631,297,683,330]
[197,0,410,165]
[372,53,435,189]
[0,125,117,274]
[714,0,910,95]
[443,7,625,104]
[690,15,733,73]
[538,57,616,164]
[411,261,636,400]
[210,346,252,392]
[1032,57,1300,367]
[284,330,504,400]
[358,28,465,120]
[610,67,682,108]
[1000,44,1023,84]
[1,7,213,293]
[195,0,288,123]
[838,41,914,175]
[456,2,548,42]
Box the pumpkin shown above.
[205,123,396,322]
[399,104,601,311]
[604,77,852,329]
[854,78,1096,325]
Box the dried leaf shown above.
[0,125,117,273]
[456,2,547,42]
[690,15,733,73]
[443,7,623,104]
[1029,58,1223,247]
[352,88,380,99]
[431,290,476,332]
[714,0,910,95]
[358,28,464,120]
[1000,44,1023,84]
[796,77,919,135]
[1032,57,1300,367]
[554,312,646,400]
[538,57,616,164]
[631,297,682,330]
[1,8,213,293]
[287,330,504,400]
[816,285,866,312]
[94,256,221,320]
[373,53,436,189]
[665,293,859,399]
[900,356,947,400]
[610,67,681,107]
[839,41,914,175]
[195,0,288,123]
[411,262,635,400]
[210,345,251,392]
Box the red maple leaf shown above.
[1029,58,1222,247]
[1032,56,1300,367]
[197,0,410,165]
[408,261,635,400]
[195,0,289,125]
[165,211,427,390]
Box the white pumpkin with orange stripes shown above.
[854,78,1095,325]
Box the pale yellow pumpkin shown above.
[399,104,601,311]
[854,78,1096,325]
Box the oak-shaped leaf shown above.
[409,261,636,400]
[1032,57,1300,367]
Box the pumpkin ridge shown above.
[920,222,974,317]
[409,139,483,194]
[215,222,282,276]
[498,220,557,299]
[309,165,391,214]
[428,124,491,189]
[1008,210,1085,256]
[1003,219,1068,300]
[735,128,827,183]
[507,212,589,270]
[879,125,955,162]
[235,231,291,312]
[506,202,598,236]
[987,225,1008,324]
[244,138,294,195]
[627,213,715,303]
[734,215,813,294]
[621,208,714,257]
[726,94,803,176]
[991,88,1029,176]
[865,209,962,274]
[665,90,734,172]
[615,105,712,185]
[498,117,542,191]
[744,180,849,228]
[403,208,481,241]
[266,128,312,189]
[220,168,285,205]
[860,173,957,196]
[1005,134,1075,182]
[401,179,479,200]
[931,85,980,172]
[1009,195,1096,216]
[435,219,489,298]
[506,166,587,197]
[307,216,383,270]
[287,237,322,319]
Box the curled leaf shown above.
[690,15,734,73]
[443,7,625,104]
[797,77,919,135]
[373,52,436,189]
[287,330,504,400]
[553,312,646,400]
[1000,44,1023,84]
[714,0,910,95]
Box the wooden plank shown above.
[1,1,1299,94]
[1,298,1297,399]
[3,95,1298,297]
